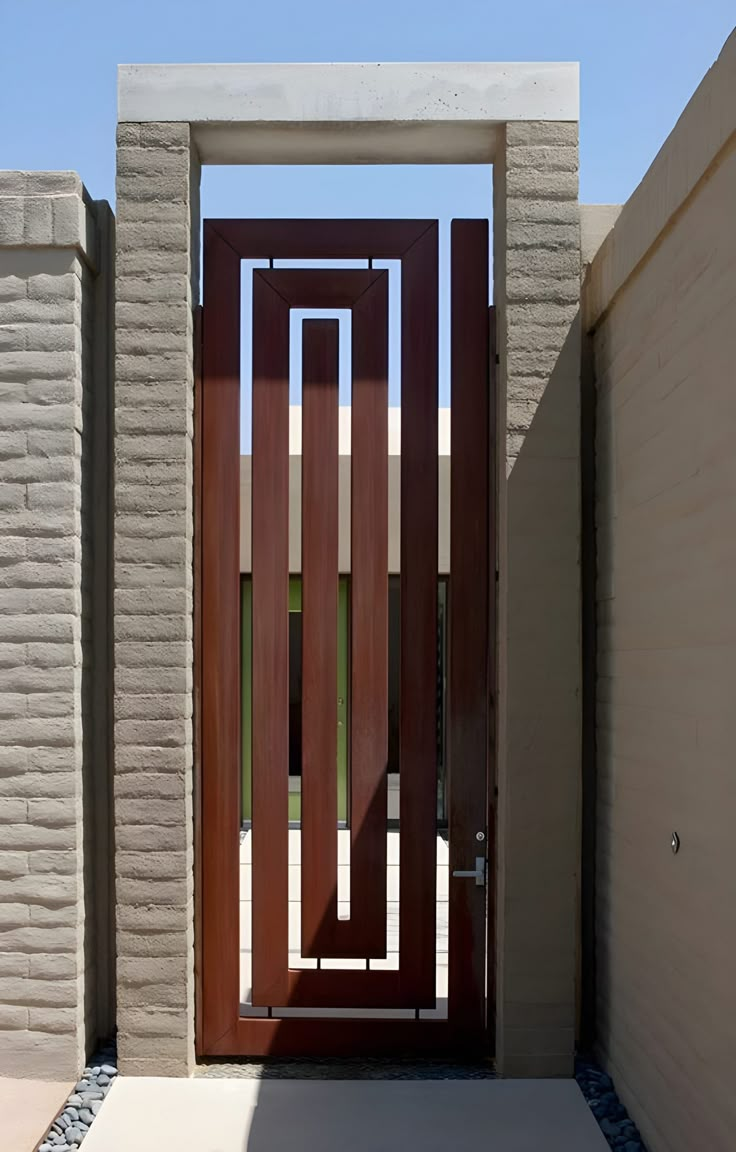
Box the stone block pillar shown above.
[114,124,200,1076]
[494,123,582,1075]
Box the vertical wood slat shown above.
[349,273,390,954]
[251,272,291,1006]
[399,223,439,1005]
[193,305,204,1055]
[301,319,340,957]
[486,304,498,1049]
[448,220,490,1034]
[201,230,242,1049]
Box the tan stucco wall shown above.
[239,407,452,574]
[579,206,621,269]
[585,28,736,1152]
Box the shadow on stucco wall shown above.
[498,311,582,1073]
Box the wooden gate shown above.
[198,220,496,1057]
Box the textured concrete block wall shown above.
[114,123,200,1076]
[586,30,736,1152]
[0,173,113,1078]
[493,122,581,1076]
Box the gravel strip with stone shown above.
[576,1057,646,1151]
[39,1040,117,1150]
[197,1056,496,1079]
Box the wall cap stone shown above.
[0,171,100,270]
[584,27,736,329]
[579,204,622,269]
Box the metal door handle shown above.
[452,856,486,887]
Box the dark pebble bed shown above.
[39,1038,117,1150]
[38,1041,643,1149]
[576,1057,647,1151]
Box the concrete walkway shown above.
[0,1077,73,1152]
[82,1077,609,1151]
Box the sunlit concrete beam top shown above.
[117,61,579,164]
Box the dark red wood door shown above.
[199,220,495,1057]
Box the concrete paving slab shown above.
[83,1076,608,1152]
[0,1077,73,1152]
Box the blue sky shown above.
[1,0,732,206]
[2,1,733,438]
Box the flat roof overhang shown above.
[117,61,579,164]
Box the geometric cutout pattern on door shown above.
[199,218,494,1057]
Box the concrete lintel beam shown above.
[118,62,579,164]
